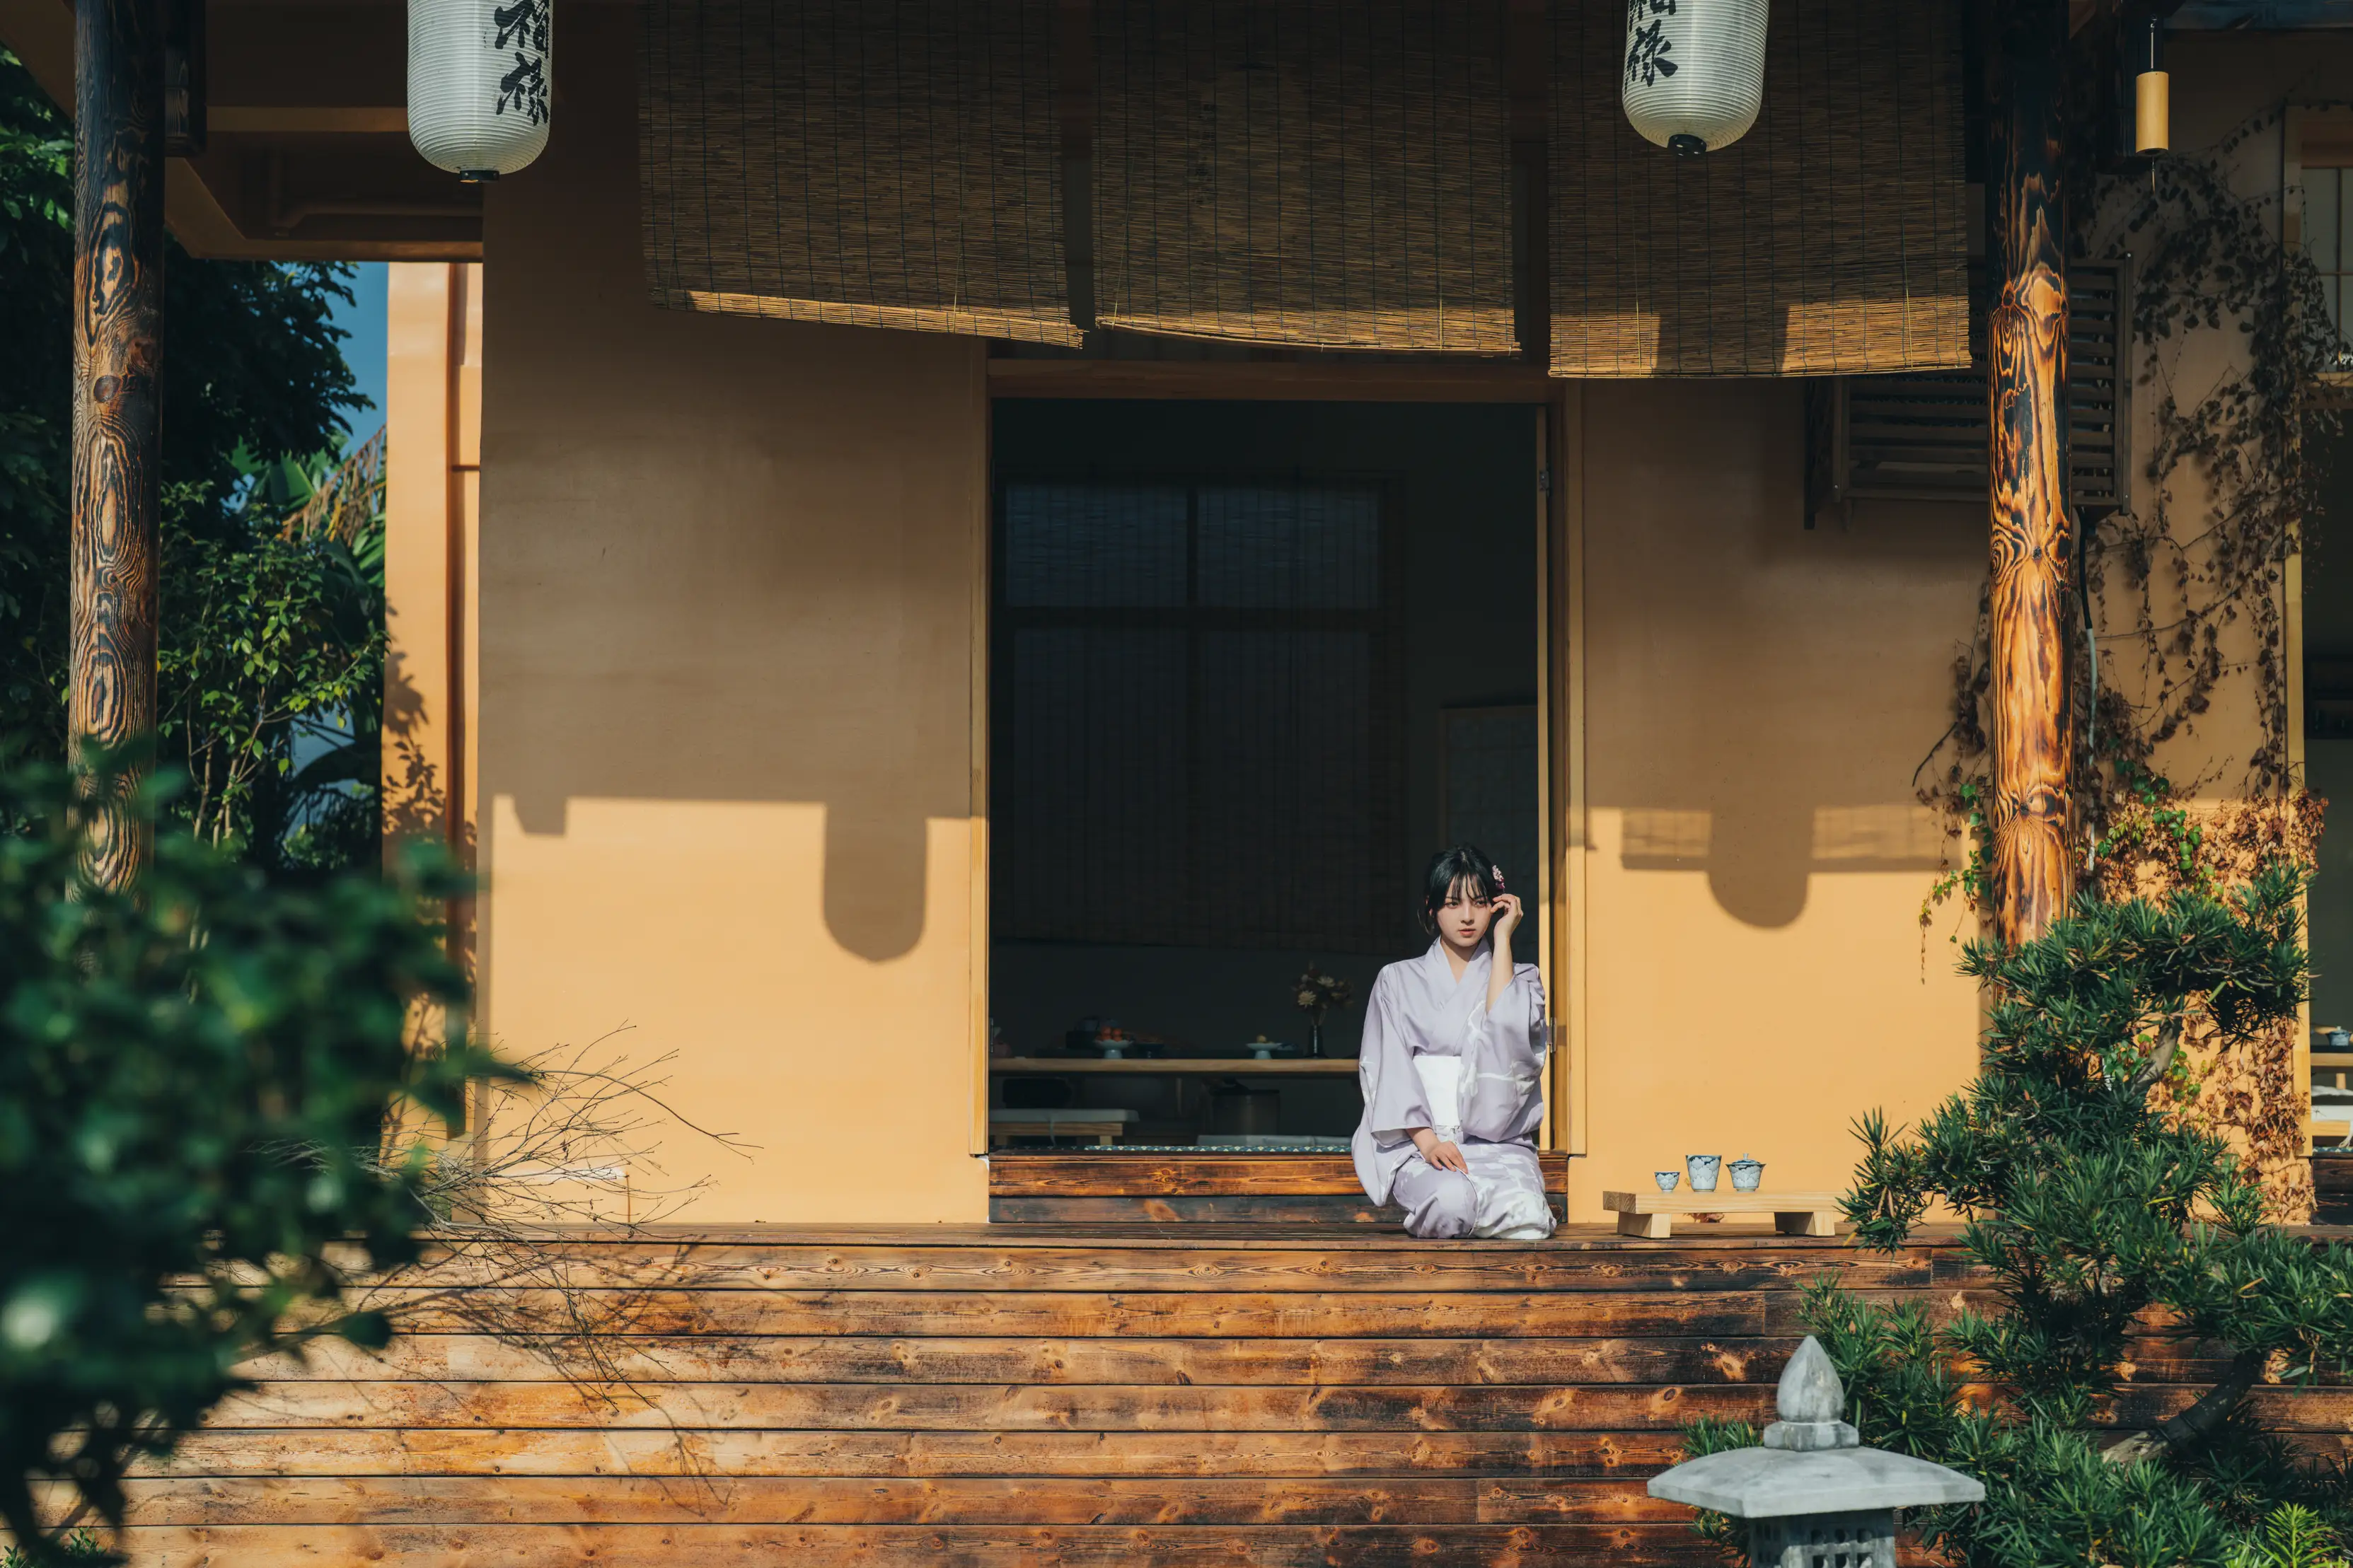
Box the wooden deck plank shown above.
[233,1331,2270,1389]
[100,1476,1686,1527]
[234,1335,1796,1387]
[986,1154,1571,1199]
[352,1289,1776,1338]
[148,1429,1700,1480]
[362,1243,1923,1294]
[992,1195,1413,1224]
[351,1219,1955,1249]
[207,1380,1779,1432]
[112,1522,1711,1567]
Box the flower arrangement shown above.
[1294,966,1352,1020]
[1293,966,1353,1057]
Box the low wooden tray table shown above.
[1601,1189,1844,1239]
[990,1118,1131,1147]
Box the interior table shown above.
[993,1057,1359,1076]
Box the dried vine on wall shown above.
[1917,108,2346,1214]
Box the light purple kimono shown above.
[1351,941,1554,1239]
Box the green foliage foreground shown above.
[1685,868,2353,1568]
[0,756,507,1562]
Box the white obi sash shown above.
[1413,1055,1464,1142]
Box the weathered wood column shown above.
[1987,0,2073,946]
[71,0,166,887]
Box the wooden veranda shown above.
[114,1221,2342,1568]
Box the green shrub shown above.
[1683,870,2353,1568]
[0,752,510,1563]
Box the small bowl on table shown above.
[1653,1171,1681,1192]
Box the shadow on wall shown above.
[382,644,441,847]
[1620,803,1949,929]
[470,0,978,965]
[1583,379,1989,929]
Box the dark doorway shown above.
[987,400,1543,1149]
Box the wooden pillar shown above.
[1987,0,2073,946]
[70,0,166,888]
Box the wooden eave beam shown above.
[5,0,478,258]
[0,0,74,103]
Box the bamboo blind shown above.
[639,0,1082,346]
[1549,0,1970,378]
[1091,0,1517,353]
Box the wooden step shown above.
[346,1287,1803,1337]
[362,1238,1925,1293]
[108,1224,2018,1568]
[233,1329,2269,1388]
[234,1332,1793,1386]
[990,1152,1569,1223]
[108,1522,1709,1567]
[205,1378,1781,1431]
[151,1427,1701,1480]
[100,1475,1687,1526]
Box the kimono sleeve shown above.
[1350,969,1430,1205]
[1355,970,1433,1146]
[1461,963,1549,1144]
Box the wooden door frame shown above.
[973,360,1583,1155]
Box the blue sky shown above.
[332,261,389,447]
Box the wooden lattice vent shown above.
[1804,257,2131,526]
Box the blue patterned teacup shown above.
[1653,1170,1680,1192]
[1729,1158,1765,1192]
[1685,1154,1722,1192]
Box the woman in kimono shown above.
[1351,846,1554,1241]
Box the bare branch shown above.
[2122,1014,2187,1100]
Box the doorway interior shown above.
[2304,414,2353,1151]
[986,399,1544,1152]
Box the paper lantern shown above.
[1621,0,1769,157]
[408,0,553,181]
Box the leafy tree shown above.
[1687,870,2353,1568]
[160,465,386,869]
[0,49,379,871]
[0,754,504,1563]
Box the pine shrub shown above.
[1689,869,2353,1568]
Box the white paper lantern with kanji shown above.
[408,0,553,181]
[1621,0,1769,156]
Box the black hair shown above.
[1418,844,1504,934]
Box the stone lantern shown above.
[1648,1337,1984,1568]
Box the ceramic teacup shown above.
[1728,1158,1765,1192]
[1653,1170,1680,1192]
[1685,1154,1722,1192]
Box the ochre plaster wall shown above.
[470,6,988,1221]
[449,8,1987,1224]
[437,15,2353,1227]
[1564,382,1988,1222]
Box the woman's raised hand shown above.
[1491,892,1523,940]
